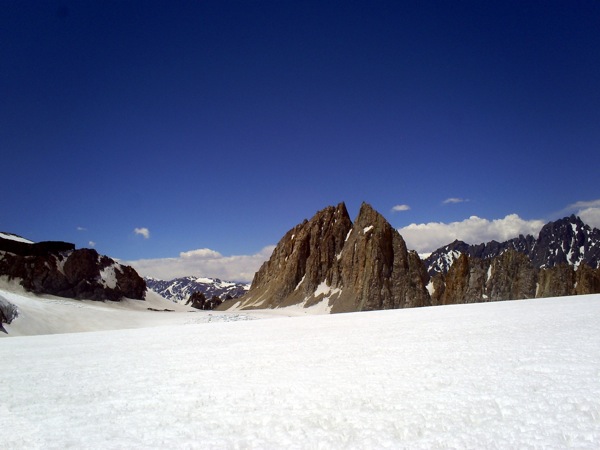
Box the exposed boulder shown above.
[0,295,19,332]
[186,291,223,310]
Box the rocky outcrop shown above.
[0,295,19,332]
[486,250,537,301]
[435,251,600,303]
[574,264,600,295]
[423,215,600,302]
[0,244,146,301]
[425,235,537,276]
[0,235,75,256]
[439,254,488,305]
[227,202,430,313]
[536,265,576,298]
[186,291,223,310]
[332,203,430,312]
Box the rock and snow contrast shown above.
[224,204,600,314]
[228,202,429,313]
[0,233,145,301]
[2,278,600,448]
[145,276,249,304]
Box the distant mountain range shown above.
[145,276,249,304]
[3,208,599,316]
[424,215,600,276]
[220,204,600,313]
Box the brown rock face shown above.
[574,264,600,295]
[440,254,488,305]
[332,203,430,312]
[536,265,575,298]
[239,203,353,309]
[0,247,146,301]
[486,250,537,300]
[440,250,537,304]
[231,202,430,313]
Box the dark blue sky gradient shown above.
[2,1,600,260]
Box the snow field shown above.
[2,295,600,448]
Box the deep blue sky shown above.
[3,1,600,280]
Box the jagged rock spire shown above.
[232,202,430,312]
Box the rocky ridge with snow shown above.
[223,205,600,313]
[0,232,146,301]
[224,202,429,313]
[425,215,600,276]
[145,276,249,304]
[426,215,600,303]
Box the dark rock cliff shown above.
[0,238,146,301]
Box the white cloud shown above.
[578,208,600,229]
[134,227,150,239]
[564,199,600,211]
[180,248,222,259]
[88,241,96,248]
[391,204,411,212]
[398,214,546,253]
[77,226,87,231]
[124,245,275,283]
[443,198,469,204]
[561,199,600,228]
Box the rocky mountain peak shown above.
[532,215,600,269]
[244,202,353,309]
[226,202,430,313]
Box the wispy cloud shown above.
[124,245,275,283]
[398,214,546,253]
[77,226,87,231]
[560,199,600,229]
[391,204,411,212]
[564,199,600,211]
[134,227,150,239]
[88,241,96,248]
[443,198,469,205]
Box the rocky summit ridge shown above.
[223,203,600,314]
[0,234,146,302]
[225,202,429,313]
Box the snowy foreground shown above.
[2,285,600,448]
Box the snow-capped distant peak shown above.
[145,276,250,304]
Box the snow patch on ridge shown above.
[0,232,33,244]
[345,229,353,242]
[100,264,119,289]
